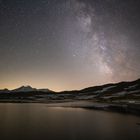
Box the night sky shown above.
[0,0,140,91]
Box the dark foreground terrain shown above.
[0,79,140,115]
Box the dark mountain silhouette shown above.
[11,86,37,92]
[78,78,140,100]
[0,79,140,102]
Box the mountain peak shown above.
[20,85,33,89]
[12,85,37,92]
[11,86,52,93]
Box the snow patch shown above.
[125,84,138,90]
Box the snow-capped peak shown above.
[12,86,37,92]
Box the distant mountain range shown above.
[0,79,140,102]
[0,86,52,94]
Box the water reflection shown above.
[0,103,140,140]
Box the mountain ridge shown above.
[0,86,53,93]
[0,78,139,102]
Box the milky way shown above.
[74,0,140,80]
[0,0,140,91]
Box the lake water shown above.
[0,103,140,140]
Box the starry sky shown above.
[0,0,140,91]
